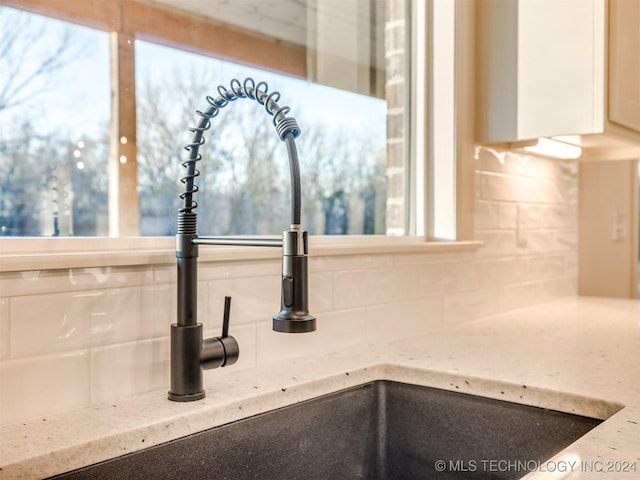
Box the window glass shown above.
[0,6,110,236]
[135,41,388,236]
[0,0,411,238]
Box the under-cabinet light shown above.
[512,138,582,160]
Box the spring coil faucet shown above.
[169,78,316,402]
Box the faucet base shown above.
[273,315,316,333]
[167,390,205,402]
[169,323,204,402]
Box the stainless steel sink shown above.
[48,380,602,480]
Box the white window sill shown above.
[0,236,483,272]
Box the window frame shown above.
[0,0,479,273]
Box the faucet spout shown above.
[169,78,316,402]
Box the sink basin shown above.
[48,380,602,480]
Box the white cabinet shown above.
[609,0,640,134]
[476,0,640,161]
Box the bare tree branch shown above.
[0,8,88,112]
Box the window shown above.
[0,0,411,238]
[0,6,110,236]
[0,0,477,267]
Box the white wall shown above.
[578,159,638,298]
[0,152,578,426]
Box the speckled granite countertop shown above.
[1,296,639,480]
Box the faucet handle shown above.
[201,296,239,370]
[222,295,231,338]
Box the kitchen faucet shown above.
[169,78,316,402]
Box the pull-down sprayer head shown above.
[273,226,316,333]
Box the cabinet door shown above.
[609,0,640,133]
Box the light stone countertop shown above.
[1,296,639,479]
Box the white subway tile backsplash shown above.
[11,292,90,357]
[474,201,518,230]
[481,173,565,204]
[0,271,58,298]
[443,289,500,324]
[0,351,90,426]
[256,309,366,365]
[474,257,529,287]
[311,254,394,272]
[70,266,153,289]
[140,285,175,339]
[155,281,206,328]
[207,276,279,329]
[364,297,443,342]
[229,259,282,279]
[199,259,280,281]
[333,265,420,310]
[474,231,519,258]
[152,264,175,285]
[419,262,479,297]
[527,205,576,229]
[476,150,559,179]
[529,255,567,279]
[555,229,578,252]
[474,171,482,199]
[309,272,334,313]
[499,277,576,312]
[84,289,141,347]
[11,288,141,358]
[393,251,468,266]
[567,253,578,276]
[90,337,169,404]
[550,277,577,298]
[523,230,556,255]
[0,267,149,298]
